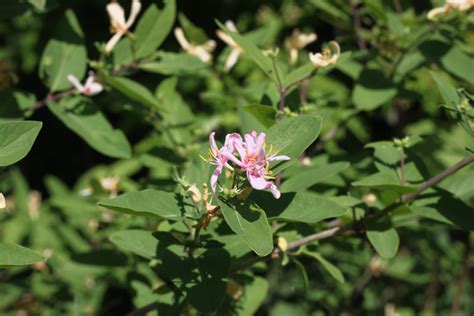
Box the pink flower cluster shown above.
[205,131,290,199]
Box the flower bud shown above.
[277,237,288,252]
[187,184,202,204]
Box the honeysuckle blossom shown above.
[0,193,5,209]
[68,73,103,96]
[285,29,317,64]
[201,132,241,192]
[105,0,142,53]
[204,131,290,199]
[427,0,473,19]
[100,176,120,192]
[174,27,216,63]
[216,20,243,72]
[309,41,341,68]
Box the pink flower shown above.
[215,131,290,199]
[67,73,103,96]
[201,132,241,193]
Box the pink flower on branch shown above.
[203,131,290,199]
[67,73,103,96]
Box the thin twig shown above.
[29,90,75,112]
[283,154,474,252]
[299,78,309,104]
[29,59,144,113]
[393,0,403,14]
[400,148,405,185]
[349,0,367,51]
[451,234,471,316]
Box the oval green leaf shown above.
[217,196,273,257]
[0,121,42,167]
[0,242,44,267]
[98,189,183,220]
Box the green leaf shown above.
[27,0,58,12]
[411,192,474,231]
[352,171,417,194]
[0,90,36,118]
[440,45,474,84]
[353,69,397,111]
[266,115,322,173]
[110,37,133,68]
[109,230,159,259]
[283,63,314,87]
[216,20,276,82]
[281,162,350,192]
[39,9,87,92]
[140,53,207,76]
[429,71,460,110]
[309,0,350,21]
[217,196,273,257]
[48,97,131,159]
[134,0,176,59]
[157,246,230,314]
[366,221,399,259]
[252,191,346,223]
[243,104,277,128]
[0,120,42,167]
[0,1,31,19]
[179,13,210,44]
[98,189,183,220]
[103,75,163,111]
[303,251,345,283]
[155,77,194,125]
[291,258,309,292]
[0,242,43,267]
[217,276,268,316]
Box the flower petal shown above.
[269,183,281,199]
[174,27,190,50]
[107,2,126,29]
[67,74,84,92]
[209,132,219,155]
[224,48,241,72]
[210,165,223,193]
[105,32,124,53]
[222,151,243,168]
[247,172,271,190]
[86,82,104,96]
[0,193,5,209]
[125,0,142,29]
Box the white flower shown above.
[285,29,317,64]
[67,73,103,96]
[0,193,5,209]
[174,27,216,63]
[100,176,120,192]
[216,21,243,72]
[309,41,341,68]
[105,0,142,53]
[427,0,473,20]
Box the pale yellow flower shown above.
[427,0,473,20]
[309,41,341,68]
[100,176,120,197]
[285,29,317,64]
[0,193,5,209]
[174,27,216,63]
[105,0,142,53]
[216,21,243,72]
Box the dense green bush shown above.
[1,0,473,315]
